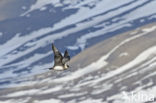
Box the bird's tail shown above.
[49,67,53,70]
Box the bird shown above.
[49,43,70,70]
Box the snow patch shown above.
[34,98,62,103]
[0,32,3,36]
[119,52,129,57]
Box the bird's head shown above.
[64,64,69,69]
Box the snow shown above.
[40,7,47,11]
[1,0,154,77]
[22,6,27,10]
[93,45,156,85]
[78,98,104,103]
[0,97,30,103]
[34,98,62,103]
[10,24,154,87]
[59,92,87,98]
[119,52,129,57]
[21,0,60,16]
[2,25,156,88]
[67,45,79,50]
[107,82,156,103]
[64,25,156,86]
[40,86,63,94]
[91,84,112,95]
[1,0,156,102]
[143,26,156,32]
[6,89,39,97]
[123,0,156,21]
[0,27,52,57]
[53,58,107,82]
[0,32,3,36]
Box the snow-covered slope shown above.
[0,0,156,102]
[0,0,156,88]
[0,23,156,103]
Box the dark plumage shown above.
[49,43,70,70]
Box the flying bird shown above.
[49,43,70,70]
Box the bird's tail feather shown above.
[49,67,53,70]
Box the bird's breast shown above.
[53,66,64,70]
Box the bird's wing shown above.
[62,50,70,64]
[52,43,63,65]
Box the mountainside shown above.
[0,0,156,103]
[1,0,156,85]
[0,23,156,103]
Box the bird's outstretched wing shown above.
[52,43,63,65]
[62,50,70,64]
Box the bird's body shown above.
[53,66,64,70]
[49,43,70,71]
